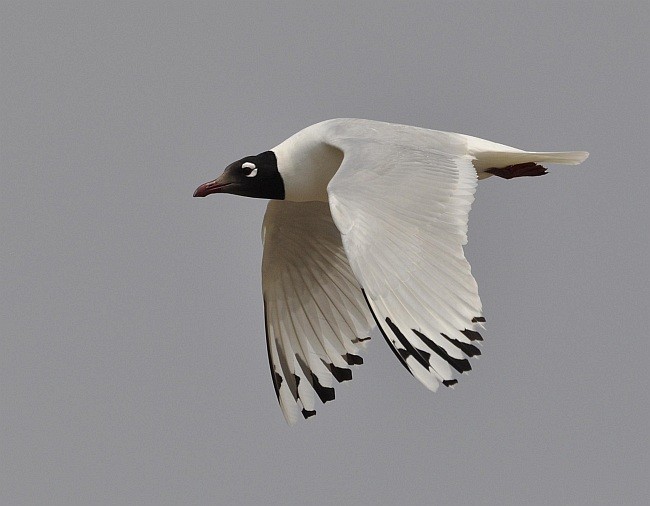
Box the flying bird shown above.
[194,118,588,424]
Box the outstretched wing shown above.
[325,122,485,392]
[262,200,373,424]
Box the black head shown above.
[193,151,284,200]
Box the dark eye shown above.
[242,162,257,177]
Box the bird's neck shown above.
[272,126,343,202]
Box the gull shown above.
[194,118,588,424]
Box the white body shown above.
[272,118,587,201]
[260,118,587,423]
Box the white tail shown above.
[459,132,588,177]
[472,150,589,179]
[475,150,589,170]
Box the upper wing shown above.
[261,200,373,424]
[326,125,485,392]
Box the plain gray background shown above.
[2,2,648,505]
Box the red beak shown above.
[193,175,232,197]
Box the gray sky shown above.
[2,2,648,505]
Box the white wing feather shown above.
[325,123,485,391]
[262,200,373,424]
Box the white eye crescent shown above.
[242,162,257,177]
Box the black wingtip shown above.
[330,365,353,382]
[344,353,364,365]
[302,409,317,419]
[311,373,336,403]
[271,370,283,400]
[462,329,484,341]
[361,289,414,377]
[413,329,472,373]
[386,318,432,370]
[441,333,482,357]
[443,379,458,387]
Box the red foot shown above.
[486,162,548,179]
